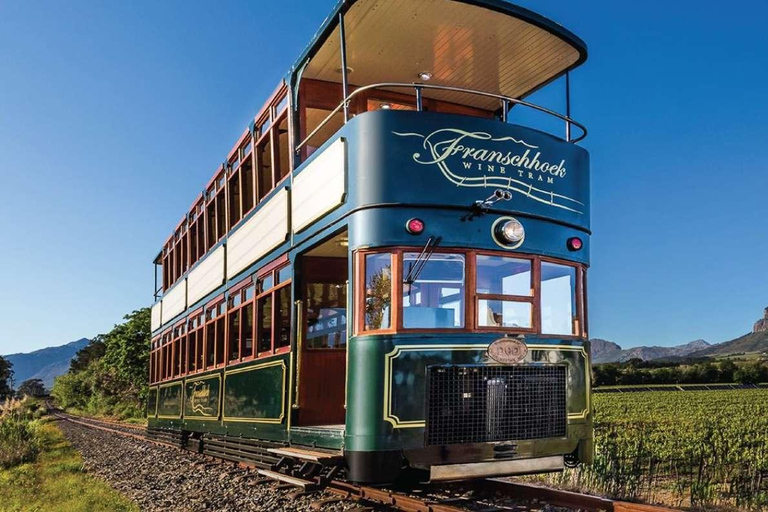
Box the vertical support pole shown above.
[565,71,572,142]
[415,85,423,112]
[154,263,158,301]
[502,99,510,123]
[339,12,350,122]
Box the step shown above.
[257,469,317,490]
[267,446,344,465]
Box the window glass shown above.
[215,318,225,365]
[306,282,347,348]
[259,275,274,293]
[275,286,291,349]
[229,310,240,361]
[364,254,392,330]
[257,295,273,353]
[402,253,465,329]
[242,302,254,358]
[541,262,577,335]
[478,300,532,328]
[277,265,291,284]
[476,256,531,296]
[205,327,215,368]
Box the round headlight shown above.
[493,217,525,248]
[499,219,525,243]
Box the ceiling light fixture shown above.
[418,71,433,81]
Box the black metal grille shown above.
[425,365,567,446]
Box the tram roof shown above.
[289,0,588,110]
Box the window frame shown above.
[253,258,292,359]
[355,248,587,339]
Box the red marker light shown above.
[405,218,425,235]
[567,237,583,251]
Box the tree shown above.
[0,359,12,398]
[69,337,106,372]
[52,307,151,417]
[16,378,46,398]
[0,356,13,399]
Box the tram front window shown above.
[541,262,578,336]
[402,253,465,329]
[477,256,533,329]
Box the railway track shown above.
[51,409,676,512]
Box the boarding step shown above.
[257,469,318,490]
[146,427,186,448]
[267,446,344,465]
[201,434,287,469]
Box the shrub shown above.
[0,414,40,468]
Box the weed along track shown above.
[51,409,677,512]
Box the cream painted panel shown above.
[162,280,187,322]
[292,138,346,232]
[226,188,289,279]
[151,301,162,332]
[187,245,225,306]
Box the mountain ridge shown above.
[3,338,89,390]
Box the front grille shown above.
[425,365,567,446]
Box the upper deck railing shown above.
[296,82,588,153]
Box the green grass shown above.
[0,420,138,512]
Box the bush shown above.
[0,401,41,468]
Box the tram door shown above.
[296,233,348,426]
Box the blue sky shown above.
[1,0,766,354]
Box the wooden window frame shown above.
[254,85,290,202]
[226,277,255,366]
[186,308,205,376]
[203,295,226,372]
[355,248,587,339]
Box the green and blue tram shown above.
[148,0,593,483]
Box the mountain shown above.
[590,338,711,363]
[4,338,89,390]
[686,330,768,359]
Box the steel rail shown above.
[296,82,588,153]
[52,409,678,512]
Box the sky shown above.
[1,0,767,354]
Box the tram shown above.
[147,0,593,484]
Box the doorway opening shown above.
[295,230,348,427]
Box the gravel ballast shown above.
[56,418,362,512]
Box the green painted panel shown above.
[388,346,588,423]
[184,375,221,419]
[157,382,182,418]
[224,361,286,421]
[147,387,158,418]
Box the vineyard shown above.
[537,389,768,510]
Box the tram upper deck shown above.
[150,0,589,335]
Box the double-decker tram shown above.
[148,0,592,483]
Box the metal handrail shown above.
[296,82,588,152]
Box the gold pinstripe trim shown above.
[182,374,222,420]
[383,343,590,428]
[157,381,183,419]
[222,359,287,424]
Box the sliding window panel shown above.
[292,138,346,232]
[151,301,162,332]
[226,188,289,280]
[162,280,187,323]
[187,245,226,306]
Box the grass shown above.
[0,420,138,512]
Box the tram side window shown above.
[402,253,465,329]
[363,253,392,331]
[476,256,533,329]
[541,262,577,336]
[255,264,292,355]
[207,307,216,368]
[256,135,273,202]
[228,166,241,229]
[227,283,254,364]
